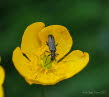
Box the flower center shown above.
[40,53,54,69]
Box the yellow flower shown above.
[12,22,89,85]
[0,58,5,97]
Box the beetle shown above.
[46,35,57,60]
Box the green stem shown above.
[41,86,45,97]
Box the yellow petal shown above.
[12,22,89,85]
[39,25,73,60]
[13,47,43,82]
[12,47,58,85]
[0,66,5,85]
[12,47,89,85]
[55,50,89,79]
[21,22,45,56]
[0,86,4,97]
[23,66,65,85]
[12,47,65,85]
[13,47,32,78]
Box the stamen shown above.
[40,53,53,69]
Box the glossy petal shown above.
[13,47,38,79]
[13,47,89,85]
[0,64,5,97]
[0,66,5,85]
[0,86,4,97]
[25,50,89,85]
[12,22,89,85]
[55,50,89,79]
[12,47,63,85]
[21,22,45,57]
[39,25,73,60]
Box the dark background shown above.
[0,0,109,97]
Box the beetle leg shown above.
[46,41,48,45]
[45,51,50,53]
[55,43,58,46]
[55,53,59,57]
[45,51,51,55]
[48,54,51,56]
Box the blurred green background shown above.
[0,0,109,97]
